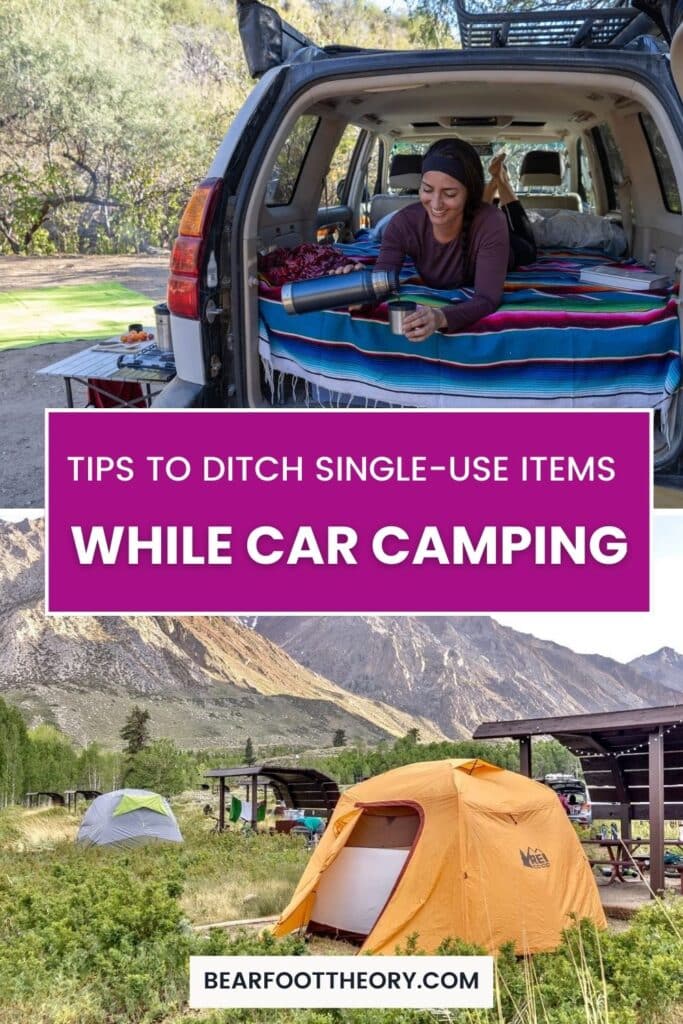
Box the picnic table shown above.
[37,334,175,408]
[581,838,650,884]
[581,837,683,888]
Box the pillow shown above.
[528,209,628,257]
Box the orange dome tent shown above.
[274,758,606,955]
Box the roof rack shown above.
[454,0,653,49]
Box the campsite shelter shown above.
[473,704,683,895]
[24,791,65,808]
[204,765,340,831]
[76,788,183,848]
[25,790,100,810]
[274,758,605,954]
[64,789,101,812]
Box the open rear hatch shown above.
[236,0,683,72]
[237,0,370,78]
[237,0,320,78]
[236,0,683,115]
[454,0,680,49]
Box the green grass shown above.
[0,283,154,350]
[1,801,682,1024]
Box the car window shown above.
[266,115,320,207]
[388,140,572,194]
[639,112,682,215]
[500,141,569,193]
[322,124,362,206]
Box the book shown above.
[579,264,670,290]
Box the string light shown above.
[566,719,683,758]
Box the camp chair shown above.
[86,379,146,408]
[290,824,319,849]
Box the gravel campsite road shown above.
[0,255,169,509]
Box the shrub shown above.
[1,804,681,1024]
[0,848,190,1021]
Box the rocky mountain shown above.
[252,616,683,736]
[0,519,445,748]
[629,647,683,694]
[0,516,43,613]
[2,518,681,750]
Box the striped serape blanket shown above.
[258,247,681,411]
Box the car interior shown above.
[250,75,682,260]
[239,67,683,461]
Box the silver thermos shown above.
[281,268,399,314]
[153,302,173,352]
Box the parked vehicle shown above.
[157,0,683,473]
[542,773,593,825]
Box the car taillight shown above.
[171,236,202,276]
[168,178,223,320]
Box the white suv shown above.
[543,773,593,826]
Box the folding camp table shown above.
[38,339,176,408]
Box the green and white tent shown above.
[76,788,183,848]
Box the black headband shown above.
[421,152,467,184]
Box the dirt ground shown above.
[1,254,681,509]
[0,254,169,509]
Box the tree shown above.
[244,737,255,764]
[333,728,346,747]
[75,742,124,793]
[0,0,220,255]
[0,0,416,255]
[25,724,78,794]
[120,705,151,755]
[0,699,30,807]
[123,739,189,796]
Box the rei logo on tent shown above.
[520,847,550,869]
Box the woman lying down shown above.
[338,138,537,341]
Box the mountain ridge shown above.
[0,520,446,748]
[252,615,683,736]
[1,518,680,749]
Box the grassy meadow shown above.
[1,796,682,1024]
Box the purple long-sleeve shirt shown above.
[374,202,509,333]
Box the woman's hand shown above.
[332,262,366,310]
[332,262,364,275]
[402,304,447,341]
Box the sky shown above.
[0,509,42,522]
[1,510,681,663]
[494,514,683,664]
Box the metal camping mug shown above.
[388,300,417,335]
[153,302,173,352]
[281,268,399,314]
